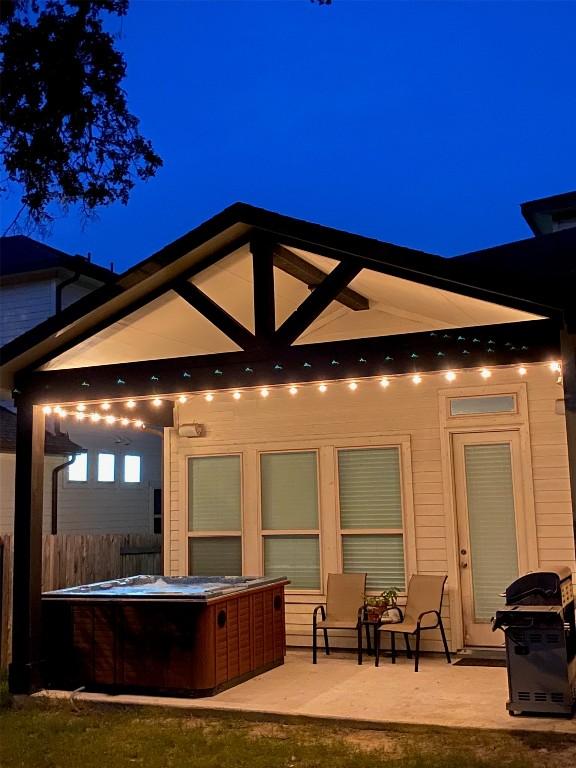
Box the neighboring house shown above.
[0,404,83,533]
[0,236,163,534]
[1,193,575,674]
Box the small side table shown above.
[357,608,402,665]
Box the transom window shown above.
[187,455,242,576]
[449,395,516,416]
[260,451,321,590]
[337,447,406,592]
[97,453,115,482]
[67,453,87,482]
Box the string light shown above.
[121,418,130,426]
[318,383,328,393]
[232,391,242,400]
[549,361,561,373]
[105,415,116,424]
[77,404,86,412]
[134,420,144,428]
[348,381,358,391]
[480,368,492,379]
[76,413,85,421]
[152,398,163,407]
[126,400,136,409]
[53,406,64,415]
[288,386,298,396]
[42,406,52,414]
[260,388,270,398]
[100,402,111,411]
[379,377,390,388]
[178,395,188,404]
[412,375,422,385]
[444,371,456,382]
[90,413,101,423]
[518,366,527,377]
[205,393,214,402]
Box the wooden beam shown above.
[251,237,276,346]
[560,327,576,545]
[15,319,559,404]
[9,402,45,694]
[174,281,257,352]
[273,245,369,311]
[275,261,363,346]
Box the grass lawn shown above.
[1,699,576,768]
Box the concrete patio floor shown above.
[37,649,576,734]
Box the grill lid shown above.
[505,567,572,606]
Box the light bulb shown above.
[318,384,327,393]
[445,371,456,382]
[178,395,188,404]
[90,413,101,422]
[518,366,527,377]
[288,386,298,396]
[348,381,358,391]
[134,419,143,428]
[126,400,136,409]
[42,406,53,415]
[59,410,67,419]
[260,388,270,398]
[412,375,422,385]
[152,398,162,407]
[76,413,85,422]
[54,406,64,415]
[232,391,242,400]
[480,368,491,379]
[121,418,130,426]
[379,378,390,388]
[105,415,116,424]
[100,402,111,411]
[205,393,214,402]
[549,361,561,373]
[77,403,86,412]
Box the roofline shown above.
[0,202,566,392]
[521,191,576,235]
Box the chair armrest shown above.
[416,609,440,627]
[313,604,326,622]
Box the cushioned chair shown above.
[376,574,451,671]
[312,573,367,664]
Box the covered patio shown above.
[1,203,575,697]
[38,649,576,734]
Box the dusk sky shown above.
[2,1,575,273]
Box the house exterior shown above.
[0,236,162,534]
[1,193,575,694]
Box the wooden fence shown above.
[0,533,162,671]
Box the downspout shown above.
[55,271,81,314]
[51,455,77,535]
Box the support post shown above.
[560,327,576,547]
[9,401,45,694]
[251,237,276,347]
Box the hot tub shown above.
[42,575,288,697]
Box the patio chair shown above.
[312,573,367,664]
[375,574,451,672]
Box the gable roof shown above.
[521,191,576,235]
[0,405,84,455]
[0,202,569,393]
[0,235,114,283]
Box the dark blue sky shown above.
[2,1,575,272]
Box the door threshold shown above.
[457,646,505,660]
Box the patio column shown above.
[9,400,45,694]
[560,328,576,548]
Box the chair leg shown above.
[438,617,451,664]
[357,622,363,665]
[404,633,412,659]
[414,627,421,672]
[375,629,380,667]
[323,628,330,655]
[312,616,317,664]
[391,632,396,664]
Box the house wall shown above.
[0,279,56,346]
[164,362,575,652]
[0,453,62,532]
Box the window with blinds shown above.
[260,451,320,590]
[338,447,405,591]
[187,455,242,576]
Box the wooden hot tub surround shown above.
[42,576,288,697]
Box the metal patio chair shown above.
[375,574,451,672]
[312,573,367,664]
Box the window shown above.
[450,395,516,417]
[123,454,141,483]
[260,451,320,590]
[187,455,242,576]
[67,452,87,482]
[338,447,405,592]
[97,453,115,482]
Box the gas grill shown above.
[493,566,575,717]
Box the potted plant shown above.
[364,588,399,622]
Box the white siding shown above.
[0,453,62,533]
[165,363,575,652]
[0,279,55,345]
